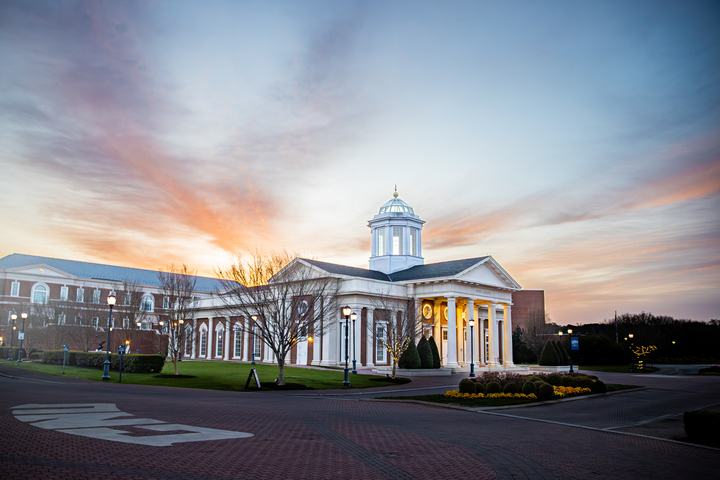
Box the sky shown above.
[1,1,718,325]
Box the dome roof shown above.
[378,196,414,215]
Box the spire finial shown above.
[393,185,398,198]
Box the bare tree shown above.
[369,291,423,379]
[521,307,555,362]
[215,250,338,385]
[116,280,149,353]
[158,265,198,375]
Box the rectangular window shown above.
[376,324,386,363]
[93,290,101,304]
[377,228,386,256]
[123,318,129,329]
[392,226,403,255]
[185,329,193,355]
[60,286,68,301]
[410,229,418,256]
[11,281,20,297]
[216,331,224,357]
[253,329,262,358]
[124,293,131,306]
[442,330,448,341]
[76,288,84,302]
[91,317,99,328]
[234,329,242,357]
[200,331,207,356]
[58,314,66,325]
[163,296,169,309]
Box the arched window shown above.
[140,294,154,312]
[215,324,224,357]
[32,284,48,304]
[199,329,207,357]
[184,326,193,356]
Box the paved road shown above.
[0,365,718,479]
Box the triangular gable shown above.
[268,258,333,284]
[455,257,521,290]
[4,263,78,280]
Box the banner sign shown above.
[571,337,579,351]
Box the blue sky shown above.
[1,1,718,324]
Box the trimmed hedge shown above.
[0,347,20,359]
[459,379,476,394]
[522,382,537,395]
[538,382,554,400]
[539,340,560,366]
[503,383,518,394]
[42,350,164,373]
[555,341,569,365]
[684,410,720,444]
[485,382,501,394]
[398,340,422,369]
[428,336,441,368]
[417,336,434,369]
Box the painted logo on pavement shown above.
[11,403,253,447]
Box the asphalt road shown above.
[1,365,718,479]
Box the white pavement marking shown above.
[11,403,253,447]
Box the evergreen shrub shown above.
[485,382,501,394]
[547,373,563,386]
[522,382,537,395]
[474,381,485,394]
[503,383,518,394]
[459,379,476,394]
[590,380,606,394]
[428,336,441,368]
[538,382,554,400]
[42,350,79,365]
[539,340,560,366]
[417,336,434,369]
[398,340,422,369]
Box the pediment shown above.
[269,259,329,283]
[5,264,78,280]
[455,257,521,290]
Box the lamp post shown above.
[17,312,27,362]
[102,293,116,380]
[251,316,257,364]
[469,320,475,377]
[8,314,16,360]
[567,328,574,373]
[342,306,351,387]
[351,312,358,374]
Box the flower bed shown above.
[552,386,592,397]
[445,390,537,400]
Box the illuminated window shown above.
[76,288,84,303]
[216,331,224,357]
[377,228,386,256]
[392,227,403,255]
[32,284,48,304]
[60,286,68,301]
[11,281,20,297]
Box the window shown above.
[124,293,131,306]
[91,317,99,328]
[253,327,262,358]
[376,324,386,363]
[76,288,84,302]
[123,317,129,329]
[410,228,418,256]
[163,296,169,309]
[377,227,386,256]
[93,289,101,304]
[392,227,403,255]
[442,330,448,341]
[60,286,68,301]
[11,281,20,297]
[32,284,48,304]
[298,300,309,316]
[141,294,154,312]
[216,330,224,357]
[199,330,207,356]
[185,328,193,355]
[58,313,66,325]
[234,328,242,357]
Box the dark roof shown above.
[0,253,224,292]
[301,256,489,282]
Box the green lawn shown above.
[581,365,660,374]
[0,359,406,392]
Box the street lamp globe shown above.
[342,306,352,317]
[107,293,116,306]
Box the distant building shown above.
[511,290,546,331]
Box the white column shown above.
[191,318,197,359]
[206,318,213,360]
[352,307,361,369]
[413,298,422,342]
[242,317,249,361]
[480,316,486,366]
[320,303,334,366]
[466,299,475,366]
[224,317,231,360]
[446,297,458,368]
[488,304,499,367]
[365,307,375,367]
[311,298,322,365]
[503,304,514,366]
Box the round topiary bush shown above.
[485,382,502,394]
[590,380,606,394]
[522,382,537,395]
[459,379,476,394]
[561,375,577,387]
[538,382,554,400]
[547,373,563,386]
[576,378,594,389]
[533,380,544,390]
[474,382,485,394]
[503,383,518,394]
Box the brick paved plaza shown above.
[1,364,718,479]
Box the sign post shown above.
[569,337,579,373]
[118,345,125,383]
[62,345,69,374]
